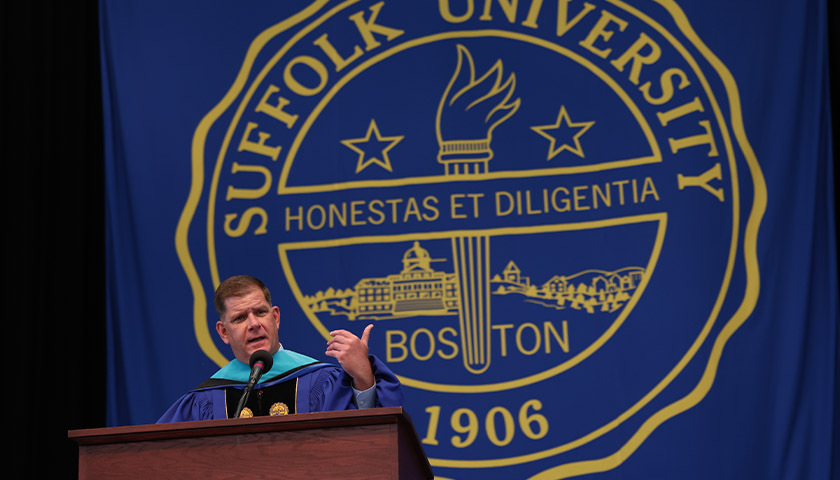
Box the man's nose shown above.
[246,313,260,328]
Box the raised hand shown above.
[326,324,375,390]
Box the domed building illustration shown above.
[307,242,460,320]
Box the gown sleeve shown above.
[156,390,217,423]
[305,354,404,413]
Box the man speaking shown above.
[158,275,403,422]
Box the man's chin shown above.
[233,340,278,364]
[246,339,278,356]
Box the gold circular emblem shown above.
[238,407,253,418]
[269,402,289,416]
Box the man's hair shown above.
[214,275,272,318]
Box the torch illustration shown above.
[436,45,520,374]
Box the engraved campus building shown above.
[353,242,460,317]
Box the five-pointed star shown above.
[340,119,404,174]
[531,106,595,160]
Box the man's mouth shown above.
[247,336,266,345]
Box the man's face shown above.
[215,287,281,364]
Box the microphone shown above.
[248,349,274,384]
[233,350,274,418]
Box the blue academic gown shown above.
[157,350,403,422]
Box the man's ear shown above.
[272,306,280,328]
[216,320,231,344]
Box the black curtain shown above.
[0,2,835,479]
[2,2,105,478]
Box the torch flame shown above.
[436,44,520,156]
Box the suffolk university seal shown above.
[178,1,765,477]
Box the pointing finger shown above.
[361,324,374,345]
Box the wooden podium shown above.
[69,407,433,479]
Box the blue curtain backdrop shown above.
[101,1,837,478]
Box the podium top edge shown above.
[69,406,409,443]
